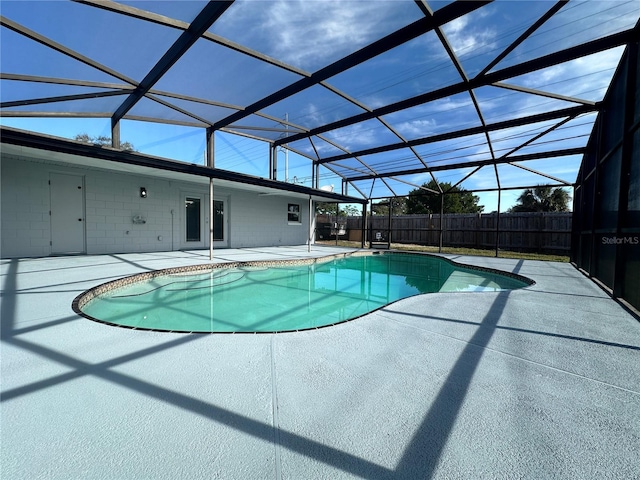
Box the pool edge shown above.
[72,250,535,334]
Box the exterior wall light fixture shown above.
[140,187,147,198]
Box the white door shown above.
[181,194,228,249]
[50,173,85,254]
[182,194,205,249]
[212,197,228,248]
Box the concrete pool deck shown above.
[1,245,639,479]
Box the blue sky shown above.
[1,0,639,212]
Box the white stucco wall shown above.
[1,154,313,258]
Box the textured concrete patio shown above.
[1,246,639,479]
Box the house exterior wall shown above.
[228,191,311,248]
[1,155,51,257]
[1,154,313,258]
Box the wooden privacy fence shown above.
[318,212,572,255]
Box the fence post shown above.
[495,190,501,258]
[388,198,392,249]
[361,203,367,249]
[439,195,444,253]
[335,203,339,246]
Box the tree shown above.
[74,133,135,152]
[509,186,570,212]
[406,180,483,214]
[315,203,361,216]
[316,203,338,215]
[371,197,407,216]
[341,205,361,216]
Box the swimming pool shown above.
[74,252,532,333]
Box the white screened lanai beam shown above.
[309,135,401,197]
[72,0,429,196]
[318,104,594,165]
[491,82,598,106]
[77,0,438,175]
[212,1,491,131]
[110,1,234,144]
[476,0,569,78]
[346,148,584,183]
[415,0,498,191]
[280,28,633,151]
[501,115,582,187]
[74,0,311,77]
[0,15,138,86]
[1,90,132,109]
[0,73,135,90]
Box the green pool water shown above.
[79,253,530,333]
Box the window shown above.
[288,203,300,223]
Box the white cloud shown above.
[396,118,437,138]
[440,14,497,59]
[428,95,475,114]
[409,172,435,186]
[324,122,379,151]
[387,94,477,135]
[515,47,625,102]
[298,102,324,127]
[259,0,403,70]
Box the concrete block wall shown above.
[84,170,177,254]
[1,154,313,258]
[229,192,310,248]
[1,155,51,257]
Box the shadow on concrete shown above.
[1,256,517,479]
[1,332,394,478]
[0,259,18,341]
[9,315,80,337]
[381,309,640,352]
[393,291,510,478]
